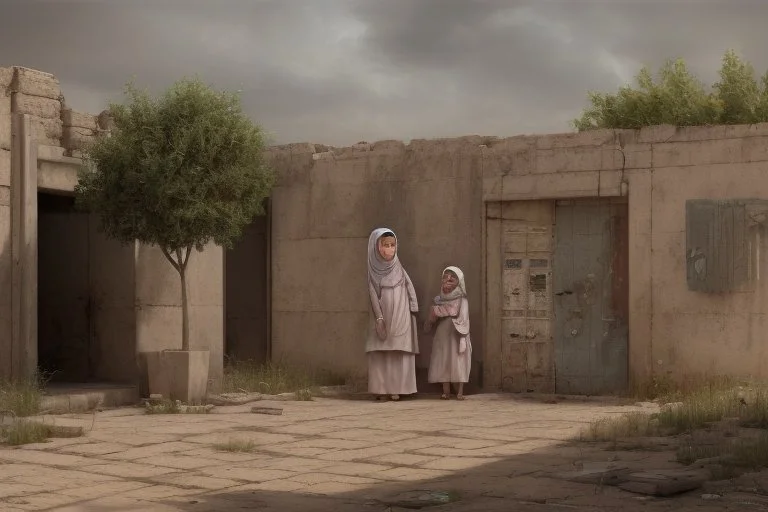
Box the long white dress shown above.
[428,297,472,384]
[366,228,419,395]
[366,272,419,395]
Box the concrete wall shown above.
[88,216,137,383]
[270,125,768,390]
[0,69,12,378]
[267,139,485,387]
[481,124,768,387]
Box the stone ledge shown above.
[62,109,98,130]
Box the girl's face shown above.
[378,236,397,261]
[441,271,459,294]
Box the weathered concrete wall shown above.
[0,69,12,378]
[88,216,137,383]
[481,124,768,388]
[271,124,768,391]
[267,138,485,387]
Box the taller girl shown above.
[366,228,419,401]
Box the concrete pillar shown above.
[10,114,38,380]
[627,170,654,386]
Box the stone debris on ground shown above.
[251,406,284,415]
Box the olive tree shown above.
[76,78,275,351]
[574,50,768,130]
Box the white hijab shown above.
[368,228,405,297]
[438,266,466,303]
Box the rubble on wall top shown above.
[269,121,768,160]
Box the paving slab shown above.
[0,394,754,511]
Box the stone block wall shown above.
[0,66,223,389]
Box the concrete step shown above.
[41,383,140,414]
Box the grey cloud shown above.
[1,0,768,145]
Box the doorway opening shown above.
[37,192,91,382]
[224,212,270,364]
[37,191,138,386]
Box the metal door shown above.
[499,201,555,393]
[553,199,628,395]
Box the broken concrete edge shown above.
[251,406,283,415]
[0,417,84,439]
[267,123,768,161]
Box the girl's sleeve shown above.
[451,298,470,336]
[404,270,419,313]
[368,278,384,319]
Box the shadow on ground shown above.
[147,418,736,512]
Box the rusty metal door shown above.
[553,199,628,395]
[499,201,555,393]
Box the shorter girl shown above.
[424,266,472,400]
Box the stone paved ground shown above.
[0,394,755,511]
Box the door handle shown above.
[555,290,573,296]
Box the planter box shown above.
[146,350,210,404]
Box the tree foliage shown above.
[574,50,768,131]
[76,78,275,350]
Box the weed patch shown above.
[213,438,257,453]
[144,399,212,414]
[0,378,44,417]
[221,360,346,395]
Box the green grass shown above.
[2,420,52,446]
[580,377,768,474]
[144,399,211,414]
[213,438,258,453]
[0,377,44,417]
[578,412,657,443]
[676,432,768,479]
[220,360,347,396]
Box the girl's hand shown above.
[375,318,387,341]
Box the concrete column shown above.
[10,114,38,380]
[627,170,653,386]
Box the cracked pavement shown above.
[0,394,746,511]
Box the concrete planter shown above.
[146,350,210,404]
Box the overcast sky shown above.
[1,0,767,146]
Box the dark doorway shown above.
[225,215,269,363]
[37,192,91,382]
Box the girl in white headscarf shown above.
[424,266,472,400]
[366,228,419,401]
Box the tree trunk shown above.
[161,246,193,352]
[180,265,190,351]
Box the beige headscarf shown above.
[437,266,466,303]
[368,228,405,297]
